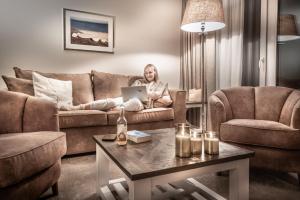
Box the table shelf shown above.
[99,177,226,200]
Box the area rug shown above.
[41,154,300,200]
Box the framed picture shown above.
[63,9,115,53]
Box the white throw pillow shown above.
[32,72,73,108]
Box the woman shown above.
[62,64,172,111]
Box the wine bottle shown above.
[116,106,128,145]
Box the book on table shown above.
[127,130,152,143]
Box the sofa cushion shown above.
[13,67,94,105]
[2,76,34,96]
[32,72,73,108]
[92,70,142,100]
[220,119,300,150]
[0,131,66,188]
[221,87,255,119]
[23,96,59,132]
[107,107,174,125]
[255,87,293,122]
[58,110,107,128]
[279,90,300,126]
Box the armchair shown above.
[209,86,300,178]
[0,91,66,199]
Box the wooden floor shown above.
[100,177,226,200]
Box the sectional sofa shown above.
[3,67,186,155]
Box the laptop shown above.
[121,86,148,102]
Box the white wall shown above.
[0,0,182,89]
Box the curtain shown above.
[216,0,245,89]
[242,0,261,86]
[180,0,245,126]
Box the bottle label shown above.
[117,124,127,134]
[117,124,127,142]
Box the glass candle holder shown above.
[175,123,191,158]
[204,131,219,155]
[190,129,202,155]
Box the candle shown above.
[204,132,219,155]
[190,130,202,155]
[176,134,191,157]
[191,137,202,155]
[175,123,191,158]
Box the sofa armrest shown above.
[208,95,227,133]
[23,96,59,132]
[0,90,28,133]
[169,89,186,124]
[291,100,300,130]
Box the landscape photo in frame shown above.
[64,9,114,53]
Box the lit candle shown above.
[204,132,219,155]
[190,132,202,155]
[175,124,191,158]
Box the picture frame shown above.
[63,8,115,53]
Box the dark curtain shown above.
[242,0,261,86]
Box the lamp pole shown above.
[200,32,207,132]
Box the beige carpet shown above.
[41,154,300,200]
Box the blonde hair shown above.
[144,64,159,82]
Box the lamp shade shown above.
[181,0,225,33]
[278,14,300,42]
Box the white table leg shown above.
[128,178,152,200]
[229,158,249,200]
[96,145,110,196]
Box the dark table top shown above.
[93,128,254,181]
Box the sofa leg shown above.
[52,182,59,195]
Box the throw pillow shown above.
[92,70,142,100]
[13,67,94,105]
[32,72,73,108]
[2,75,34,95]
[13,67,33,79]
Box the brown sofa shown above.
[209,86,300,177]
[4,67,186,155]
[0,90,67,199]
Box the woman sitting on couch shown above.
[62,64,172,111]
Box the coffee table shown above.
[93,128,254,200]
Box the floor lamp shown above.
[278,14,300,44]
[181,0,225,132]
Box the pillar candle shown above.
[176,134,191,158]
[191,137,202,155]
[204,133,219,155]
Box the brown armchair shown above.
[0,90,67,199]
[208,86,300,178]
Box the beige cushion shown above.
[92,70,142,100]
[32,72,73,108]
[279,90,300,126]
[0,131,66,188]
[255,87,293,121]
[220,119,300,150]
[13,67,94,105]
[221,87,255,119]
[2,76,34,96]
[58,110,107,128]
[107,107,174,125]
